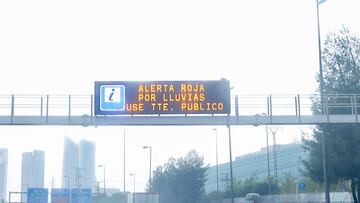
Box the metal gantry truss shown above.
[0,94,359,126]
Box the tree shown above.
[149,150,209,203]
[222,176,279,198]
[304,26,360,202]
[92,192,128,203]
[279,173,297,194]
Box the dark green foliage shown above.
[149,150,209,203]
[205,174,325,202]
[221,176,280,199]
[304,26,360,202]
[92,192,128,203]
[321,27,360,95]
[279,173,297,194]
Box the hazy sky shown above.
[1,0,360,195]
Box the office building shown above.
[0,149,8,202]
[204,142,308,193]
[62,137,96,191]
[62,137,79,189]
[79,140,96,190]
[21,150,45,202]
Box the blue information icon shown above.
[100,85,126,111]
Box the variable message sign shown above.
[51,189,70,203]
[70,189,91,203]
[27,188,48,203]
[94,80,230,115]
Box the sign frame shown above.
[94,80,231,115]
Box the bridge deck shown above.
[0,115,359,126]
[0,94,359,126]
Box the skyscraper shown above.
[0,149,8,202]
[21,150,45,202]
[62,137,96,191]
[79,140,96,190]
[62,137,79,189]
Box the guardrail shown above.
[0,94,93,117]
[0,94,359,126]
[1,94,359,116]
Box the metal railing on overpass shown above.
[0,94,359,126]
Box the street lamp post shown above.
[123,129,126,193]
[143,146,152,191]
[316,0,330,202]
[265,123,272,195]
[129,173,136,193]
[21,183,28,203]
[227,86,235,203]
[64,175,70,189]
[98,165,106,196]
[212,128,219,193]
[130,173,136,203]
[227,117,234,203]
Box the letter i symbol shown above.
[109,88,115,101]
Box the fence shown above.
[213,192,354,203]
